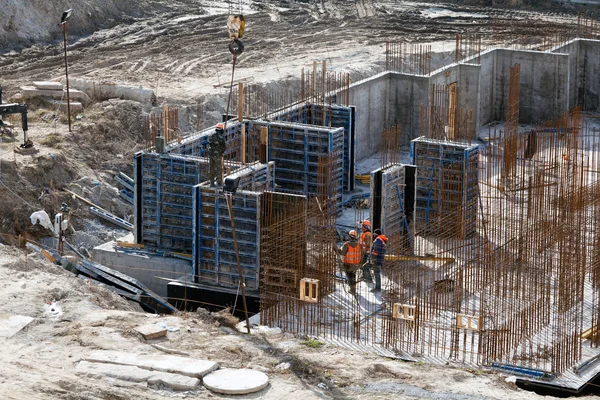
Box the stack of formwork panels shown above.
[133,152,214,252]
[250,120,344,213]
[410,137,479,238]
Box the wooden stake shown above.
[238,83,244,122]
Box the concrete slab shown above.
[0,315,34,337]
[203,369,269,395]
[32,81,64,90]
[134,323,167,340]
[85,350,218,378]
[21,86,88,101]
[76,361,200,390]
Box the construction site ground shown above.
[1,0,600,398]
[3,243,598,400]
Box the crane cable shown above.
[224,0,244,130]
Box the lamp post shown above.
[60,9,73,132]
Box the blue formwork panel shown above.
[271,103,355,192]
[250,120,344,213]
[134,152,210,252]
[193,185,260,291]
[166,121,245,161]
[410,137,479,238]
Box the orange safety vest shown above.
[359,231,372,253]
[343,242,361,264]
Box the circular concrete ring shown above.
[203,368,269,395]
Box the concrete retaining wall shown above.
[552,40,580,109]
[579,40,600,112]
[389,73,429,145]
[92,241,192,298]
[494,49,569,124]
[348,72,390,160]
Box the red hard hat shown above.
[216,123,224,129]
[362,220,371,228]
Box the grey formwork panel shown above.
[193,186,261,291]
[228,161,275,193]
[370,164,414,240]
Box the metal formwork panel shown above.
[251,120,344,213]
[194,187,261,291]
[370,164,409,239]
[135,152,209,252]
[410,138,479,238]
[166,121,245,160]
[272,103,355,192]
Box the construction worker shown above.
[359,220,372,265]
[336,230,362,296]
[369,228,388,292]
[208,123,226,186]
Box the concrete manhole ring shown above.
[203,368,269,394]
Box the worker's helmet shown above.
[216,123,225,130]
[348,230,358,239]
[361,220,371,230]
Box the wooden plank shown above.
[238,82,244,122]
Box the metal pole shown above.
[62,23,72,132]
[226,193,251,334]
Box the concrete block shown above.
[33,81,63,90]
[64,78,155,105]
[21,86,89,102]
[76,361,201,390]
[0,315,34,337]
[85,350,219,378]
[134,323,167,340]
[203,368,269,395]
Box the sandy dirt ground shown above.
[1,244,598,400]
[0,1,599,398]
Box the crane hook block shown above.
[227,15,245,39]
[229,39,244,56]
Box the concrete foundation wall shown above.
[348,73,390,160]
[552,41,580,109]
[580,40,600,111]
[477,50,496,126]
[389,73,429,145]
[494,49,569,124]
[428,62,481,139]
[92,241,192,298]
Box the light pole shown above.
[60,9,73,132]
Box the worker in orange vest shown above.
[336,230,361,296]
[359,220,372,264]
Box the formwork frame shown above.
[410,138,479,239]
